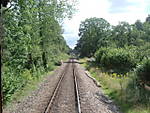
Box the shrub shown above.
[138,45,150,61]
[2,67,26,103]
[95,47,137,73]
[136,58,150,84]
[94,47,108,63]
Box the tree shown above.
[2,0,77,103]
[135,20,143,31]
[76,17,110,57]
[146,14,150,23]
[111,22,133,47]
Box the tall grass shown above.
[80,58,150,113]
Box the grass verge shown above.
[80,58,150,113]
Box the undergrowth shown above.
[80,58,150,113]
[2,53,69,105]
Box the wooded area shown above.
[75,16,150,77]
[1,0,76,104]
[75,16,150,111]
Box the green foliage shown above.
[75,17,110,57]
[2,0,76,104]
[76,15,150,113]
[76,16,150,75]
[95,48,137,74]
[111,22,132,47]
[81,59,150,113]
[80,58,150,113]
[2,66,26,103]
[94,47,108,63]
[136,58,150,84]
[75,16,150,58]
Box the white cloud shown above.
[63,0,150,49]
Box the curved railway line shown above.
[44,59,81,113]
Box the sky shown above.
[62,0,150,49]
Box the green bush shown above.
[2,53,69,104]
[138,44,150,60]
[2,67,26,103]
[136,58,150,84]
[95,47,137,73]
[94,47,108,63]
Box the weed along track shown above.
[44,59,81,113]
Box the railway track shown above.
[44,59,81,113]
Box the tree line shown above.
[1,0,77,104]
[75,16,150,86]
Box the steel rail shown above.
[44,59,81,113]
[44,61,70,113]
[72,59,81,113]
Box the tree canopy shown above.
[75,17,110,57]
[75,16,150,58]
[2,0,77,103]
